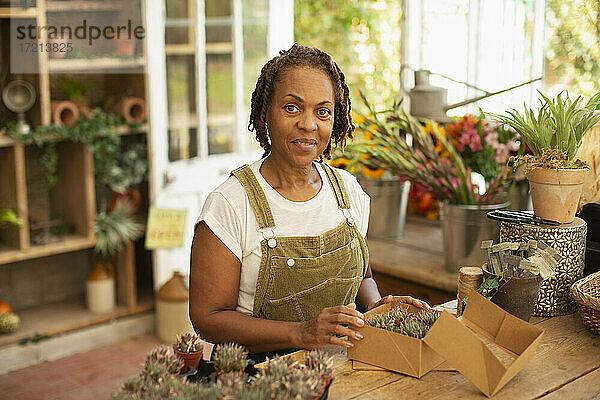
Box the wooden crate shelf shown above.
[0,296,153,347]
[0,7,38,18]
[0,234,95,264]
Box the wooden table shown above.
[295,305,600,399]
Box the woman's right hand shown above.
[294,303,365,349]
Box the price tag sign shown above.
[145,207,187,249]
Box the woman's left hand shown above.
[367,295,431,311]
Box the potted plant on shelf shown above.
[493,91,600,223]
[172,332,204,372]
[56,76,90,116]
[333,92,515,272]
[88,203,143,313]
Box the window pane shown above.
[166,0,194,45]
[167,55,198,161]
[243,0,269,151]
[206,53,235,154]
[169,127,198,161]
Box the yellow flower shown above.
[360,165,386,179]
[368,123,379,133]
[353,113,366,125]
[329,158,351,169]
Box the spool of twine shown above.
[457,267,483,315]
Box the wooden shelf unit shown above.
[0,7,38,18]
[0,1,151,323]
[0,296,153,347]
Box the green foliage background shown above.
[546,0,600,96]
[294,0,402,108]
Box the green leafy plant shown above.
[2,109,147,193]
[56,76,88,100]
[93,203,142,257]
[0,209,24,229]
[492,90,600,168]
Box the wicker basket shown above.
[570,271,600,334]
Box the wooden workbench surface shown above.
[315,310,600,399]
[368,219,459,293]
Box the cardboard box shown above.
[347,301,445,378]
[423,290,544,397]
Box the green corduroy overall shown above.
[231,163,369,323]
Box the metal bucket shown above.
[440,202,509,273]
[359,178,411,239]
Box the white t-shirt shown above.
[197,158,371,315]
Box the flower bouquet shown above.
[331,92,516,271]
[334,91,515,206]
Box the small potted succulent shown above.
[304,350,335,399]
[493,91,600,223]
[213,343,250,379]
[145,345,185,375]
[172,332,204,372]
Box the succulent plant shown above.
[280,368,322,400]
[146,345,184,375]
[213,343,250,373]
[259,355,297,380]
[304,349,334,379]
[173,332,203,353]
[366,307,439,339]
[418,309,440,330]
[400,317,428,339]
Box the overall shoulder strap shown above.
[230,165,275,229]
[321,163,351,209]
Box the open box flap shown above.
[424,291,543,397]
[348,325,420,376]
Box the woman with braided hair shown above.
[190,44,429,359]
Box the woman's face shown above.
[266,66,335,168]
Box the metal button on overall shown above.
[287,258,295,267]
[268,238,277,248]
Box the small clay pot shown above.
[174,349,203,372]
[51,101,79,126]
[316,375,334,400]
[526,166,589,224]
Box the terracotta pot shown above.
[316,376,334,400]
[174,349,203,372]
[51,101,80,126]
[526,167,589,224]
[104,96,146,124]
[109,188,142,215]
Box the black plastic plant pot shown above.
[482,264,544,322]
